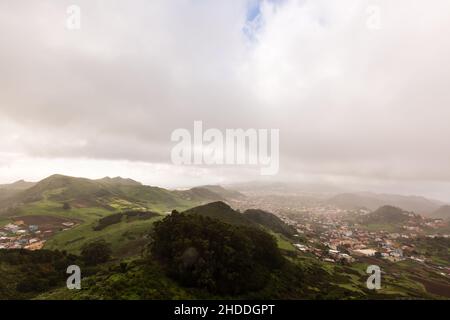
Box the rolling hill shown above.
[0,180,36,190]
[0,175,248,255]
[430,205,450,220]
[360,205,415,225]
[0,180,36,203]
[197,185,245,199]
[182,202,297,251]
[1,180,449,300]
[244,209,297,238]
[0,174,243,216]
[174,185,245,203]
[328,192,442,215]
[183,201,256,227]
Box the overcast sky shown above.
[1,0,450,201]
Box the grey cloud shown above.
[1,0,450,199]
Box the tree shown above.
[81,240,112,266]
[151,212,284,294]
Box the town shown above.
[231,196,450,278]
[0,217,77,250]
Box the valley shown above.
[0,175,449,300]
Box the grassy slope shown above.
[244,209,297,238]
[45,215,163,256]
[183,202,297,252]
[13,232,449,300]
[22,198,195,256]
[292,253,449,299]
[0,216,10,227]
[33,250,450,300]
[3,177,448,300]
[7,185,200,255]
[37,260,195,300]
[269,231,296,251]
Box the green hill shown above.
[0,174,200,215]
[0,176,244,217]
[0,180,35,190]
[244,209,297,238]
[95,176,142,186]
[0,180,35,203]
[2,202,448,300]
[31,213,450,300]
[182,202,297,251]
[362,205,414,224]
[0,176,250,257]
[174,185,244,204]
[183,201,256,227]
[2,177,449,300]
[10,174,116,207]
[194,185,245,200]
[356,205,420,232]
[328,192,441,215]
[0,174,211,256]
[151,212,284,295]
[175,187,226,202]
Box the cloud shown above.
[1,0,450,199]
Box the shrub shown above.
[81,239,112,266]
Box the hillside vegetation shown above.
[151,212,284,295]
[0,175,244,257]
[244,209,297,238]
[328,192,441,215]
[183,201,256,227]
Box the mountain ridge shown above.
[0,174,242,215]
[430,205,450,220]
[328,192,442,215]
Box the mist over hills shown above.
[183,201,256,227]
[230,181,446,216]
[1,174,449,300]
[0,180,36,190]
[431,205,450,220]
[244,209,297,238]
[358,205,417,225]
[181,201,297,238]
[0,174,447,221]
[0,180,36,203]
[95,176,143,186]
[0,174,242,216]
[327,192,443,216]
[174,185,245,204]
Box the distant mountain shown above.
[244,209,297,238]
[0,174,201,215]
[430,205,450,220]
[197,185,245,200]
[176,187,226,202]
[95,176,142,186]
[360,205,416,225]
[2,174,119,207]
[175,185,245,203]
[0,180,36,203]
[183,202,296,238]
[328,192,441,215]
[230,181,346,194]
[183,201,256,227]
[0,180,36,190]
[0,175,249,217]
